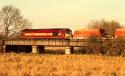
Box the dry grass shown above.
[0,53,125,76]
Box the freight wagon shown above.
[115,28,125,39]
[73,28,105,39]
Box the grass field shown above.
[0,53,125,76]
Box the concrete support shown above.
[3,45,6,53]
[32,45,38,54]
[65,47,71,55]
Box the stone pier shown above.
[65,47,72,55]
[3,45,6,53]
[32,45,38,54]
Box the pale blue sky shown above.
[0,0,125,30]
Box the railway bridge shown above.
[2,38,109,54]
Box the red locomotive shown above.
[21,28,72,39]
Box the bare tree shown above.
[0,5,31,39]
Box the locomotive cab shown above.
[65,29,73,39]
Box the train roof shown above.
[22,28,72,31]
[115,28,125,31]
[74,28,100,31]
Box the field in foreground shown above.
[0,54,125,76]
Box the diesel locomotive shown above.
[21,28,72,39]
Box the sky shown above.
[0,0,125,31]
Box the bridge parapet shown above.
[4,39,102,47]
[5,39,70,46]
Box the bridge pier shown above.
[32,45,38,54]
[65,47,72,55]
[3,45,6,53]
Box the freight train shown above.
[20,28,125,39]
[20,28,108,39]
